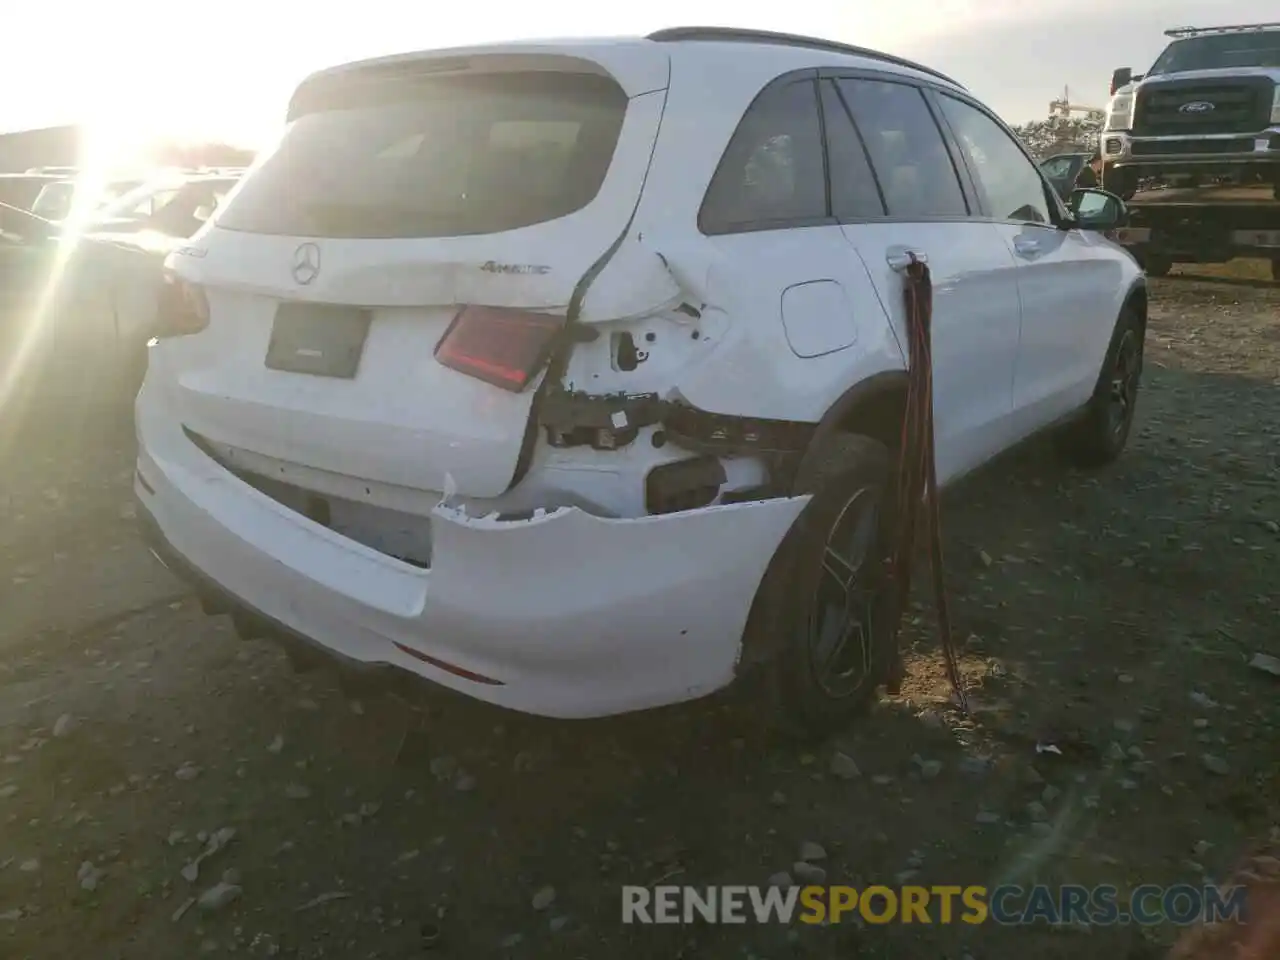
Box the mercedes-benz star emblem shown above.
[1179,101,1215,114]
[292,243,321,285]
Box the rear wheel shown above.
[760,435,899,737]
[1103,163,1138,201]
[1141,254,1172,278]
[1056,306,1144,468]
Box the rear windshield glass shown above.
[216,71,629,239]
[1148,32,1280,74]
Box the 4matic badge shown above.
[480,261,551,275]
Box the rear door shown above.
[830,75,1023,483]
[932,92,1120,428]
[163,50,670,499]
[692,73,893,416]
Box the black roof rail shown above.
[646,26,964,88]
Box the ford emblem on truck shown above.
[1178,101,1215,113]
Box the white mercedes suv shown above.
[134,28,1146,731]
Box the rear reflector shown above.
[392,642,504,685]
[434,306,564,393]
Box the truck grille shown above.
[1130,137,1254,156]
[1132,78,1273,136]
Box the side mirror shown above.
[1069,188,1127,232]
[1110,67,1132,95]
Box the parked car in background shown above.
[28,180,78,220]
[83,173,241,237]
[1039,152,1102,198]
[1034,151,1105,198]
[0,174,67,232]
[1,171,244,407]
[135,28,1145,732]
[29,177,149,222]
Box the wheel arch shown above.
[792,369,909,492]
[1100,273,1152,386]
[737,371,907,675]
[1122,276,1148,337]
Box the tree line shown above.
[1008,116,1104,159]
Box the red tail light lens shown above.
[154,271,210,339]
[434,306,565,393]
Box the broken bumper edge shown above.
[133,410,809,719]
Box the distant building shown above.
[0,124,84,172]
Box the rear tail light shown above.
[434,306,565,393]
[153,270,210,339]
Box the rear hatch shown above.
[159,45,670,499]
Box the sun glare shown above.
[0,114,163,416]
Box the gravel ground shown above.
[0,267,1277,960]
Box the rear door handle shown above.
[1013,237,1041,256]
[886,248,928,272]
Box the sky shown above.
[3,0,1277,155]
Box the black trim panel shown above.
[646,27,965,89]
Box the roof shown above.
[291,29,965,105]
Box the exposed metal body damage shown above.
[534,237,820,509]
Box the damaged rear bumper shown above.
[134,396,809,719]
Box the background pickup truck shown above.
[1101,21,1280,202]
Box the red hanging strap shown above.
[884,254,968,713]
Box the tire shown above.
[1104,164,1138,201]
[756,434,900,737]
[1056,305,1144,468]
[1142,254,1172,278]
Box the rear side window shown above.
[216,72,628,239]
[699,80,827,234]
[819,80,885,219]
[836,79,967,220]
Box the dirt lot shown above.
[1,267,1277,960]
